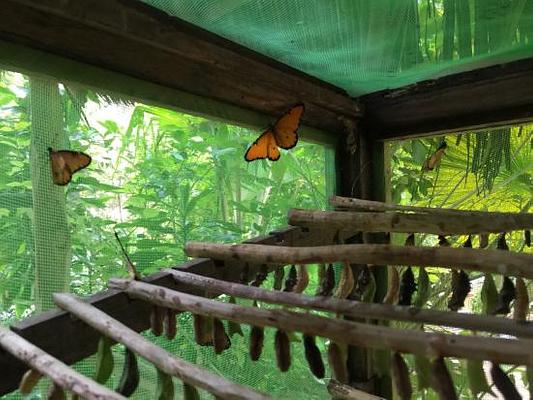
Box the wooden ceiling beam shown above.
[361,57,533,140]
[0,0,360,135]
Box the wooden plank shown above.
[361,57,533,140]
[0,226,315,396]
[0,0,360,135]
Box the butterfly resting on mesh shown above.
[48,148,92,186]
[244,104,304,162]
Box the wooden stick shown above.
[330,195,531,218]
[53,293,270,400]
[108,278,533,365]
[0,326,125,400]
[288,208,533,235]
[327,380,385,400]
[163,269,533,338]
[184,242,533,278]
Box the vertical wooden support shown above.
[335,121,392,398]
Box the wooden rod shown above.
[288,208,533,235]
[0,326,126,400]
[108,278,533,365]
[184,242,533,278]
[330,196,532,217]
[327,380,385,400]
[164,269,533,338]
[53,293,270,400]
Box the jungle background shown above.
[0,0,532,398]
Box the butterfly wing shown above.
[272,104,304,150]
[244,130,280,162]
[422,142,447,171]
[49,148,92,185]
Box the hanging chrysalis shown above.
[430,358,458,400]
[213,318,231,354]
[164,308,178,340]
[479,233,489,249]
[115,348,139,396]
[353,265,372,301]
[391,352,412,400]
[398,267,416,306]
[383,266,400,305]
[227,297,244,337]
[155,369,174,400]
[249,326,264,361]
[183,383,200,400]
[273,266,285,291]
[150,305,164,337]
[303,335,325,378]
[513,277,529,321]
[283,265,298,292]
[274,330,291,372]
[463,235,472,248]
[240,263,250,284]
[438,235,451,247]
[467,360,491,397]
[328,342,348,384]
[490,363,521,400]
[404,233,415,246]
[481,273,499,315]
[493,276,516,315]
[19,369,42,395]
[525,230,531,247]
[316,264,335,296]
[251,264,268,287]
[47,383,66,400]
[448,269,471,311]
[497,233,509,250]
[293,264,309,293]
[193,314,213,346]
[414,267,430,308]
[94,336,114,384]
[334,262,354,299]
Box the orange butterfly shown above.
[244,104,304,162]
[48,148,92,186]
[422,141,447,171]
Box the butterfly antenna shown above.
[114,230,141,280]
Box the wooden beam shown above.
[0,0,359,135]
[0,226,315,396]
[361,57,533,140]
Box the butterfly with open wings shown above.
[48,148,92,186]
[244,104,305,162]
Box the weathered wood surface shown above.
[288,208,533,235]
[54,293,270,400]
[109,278,533,365]
[330,196,532,217]
[327,380,386,400]
[0,0,359,135]
[0,226,319,396]
[185,242,533,278]
[0,326,126,400]
[361,57,533,139]
[164,269,533,338]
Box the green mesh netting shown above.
[0,69,335,398]
[142,0,533,96]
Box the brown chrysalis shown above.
[293,264,309,294]
[391,352,412,400]
[183,383,200,400]
[398,267,416,306]
[213,318,231,354]
[303,335,325,378]
[479,233,489,249]
[430,358,458,400]
[227,297,244,337]
[150,305,164,337]
[283,265,298,292]
[513,277,529,321]
[193,314,213,346]
[273,266,285,291]
[19,369,42,395]
[328,342,348,384]
[438,235,451,247]
[316,264,335,297]
[115,348,140,396]
[448,269,471,311]
[274,330,291,372]
[164,308,178,340]
[249,326,264,361]
[525,230,531,247]
[47,383,66,400]
[493,276,516,315]
[334,262,354,299]
[404,233,415,246]
[250,264,268,287]
[463,235,472,248]
[490,363,521,400]
[383,266,400,305]
[497,233,509,251]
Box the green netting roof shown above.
[142,0,533,96]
